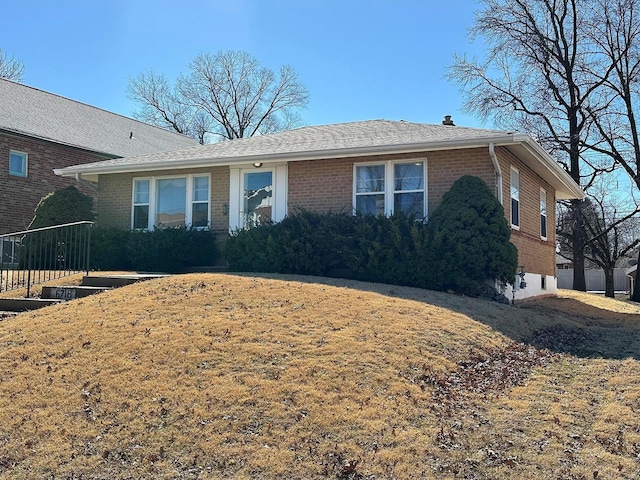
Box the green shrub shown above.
[89,228,133,271]
[224,177,518,297]
[225,210,426,284]
[426,176,518,295]
[90,227,218,273]
[30,186,95,229]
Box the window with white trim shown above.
[132,175,210,230]
[9,150,27,177]
[354,160,425,217]
[510,167,520,228]
[540,188,547,239]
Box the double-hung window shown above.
[9,150,27,177]
[540,188,547,240]
[354,160,425,218]
[510,167,520,228]
[132,175,210,230]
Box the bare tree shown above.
[579,0,640,300]
[128,50,309,144]
[557,175,640,297]
[448,0,616,291]
[0,48,24,82]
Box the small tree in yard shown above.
[29,186,95,229]
[427,176,518,296]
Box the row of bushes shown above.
[90,227,218,273]
[225,176,518,296]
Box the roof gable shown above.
[0,78,198,157]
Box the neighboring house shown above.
[0,78,198,241]
[55,119,584,301]
[556,253,636,292]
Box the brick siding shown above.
[96,146,559,277]
[288,147,555,277]
[497,147,556,277]
[0,132,109,234]
[97,166,230,234]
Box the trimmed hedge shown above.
[225,176,518,296]
[90,227,218,273]
[225,210,429,287]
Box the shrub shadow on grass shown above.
[224,272,640,360]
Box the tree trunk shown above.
[603,265,615,298]
[632,249,640,302]
[571,200,587,291]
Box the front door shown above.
[242,170,273,228]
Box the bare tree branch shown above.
[0,48,24,82]
[129,50,309,143]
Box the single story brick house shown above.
[0,78,198,241]
[55,119,584,300]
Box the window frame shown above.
[131,174,211,230]
[540,188,547,240]
[352,159,427,218]
[510,167,520,229]
[9,150,28,177]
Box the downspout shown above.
[489,143,503,204]
[75,173,99,193]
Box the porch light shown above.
[253,162,263,168]
[518,266,527,289]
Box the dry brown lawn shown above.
[0,275,639,479]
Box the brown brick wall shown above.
[288,146,556,277]
[95,146,559,277]
[97,166,230,234]
[497,147,556,277]
[288,149,498,215]
[426,148,497,214]
[0,132,109,234]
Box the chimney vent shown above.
[442,115,455,126]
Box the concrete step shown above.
[41,285,110,300]
[0,298,63,312]
[80,274,170,288]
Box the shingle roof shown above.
[0,78,198,157]
[55,118,585,200]
[55,119,512,169]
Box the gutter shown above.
[489,142,503,204]
[74,173,98,193]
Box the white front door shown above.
[229,164,288,231]
[242,170,273,228]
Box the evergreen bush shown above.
[224,178,517,297]
[90,227,218,273]
[29,186,95,229]
[426,175,518,295]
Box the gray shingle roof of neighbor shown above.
[0,78,198,157]
[55,118,585,200]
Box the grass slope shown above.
[0,274,639,479]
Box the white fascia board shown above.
[517,137,585,200]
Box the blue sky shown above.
[1,0,486,129]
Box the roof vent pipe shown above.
[442,115,455,126]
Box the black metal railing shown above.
[0,221,93,297]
